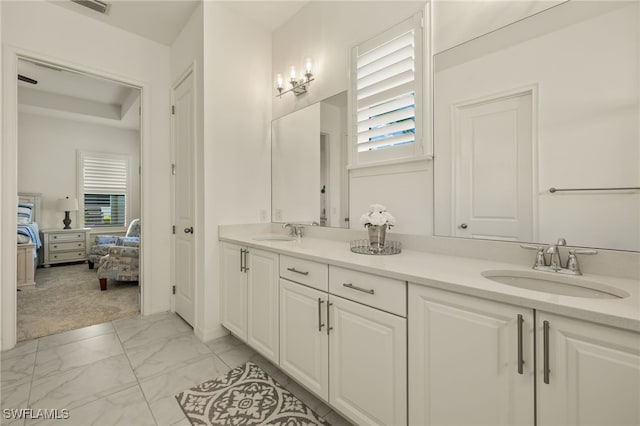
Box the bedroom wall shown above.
[17,112,141,231]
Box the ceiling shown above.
[49,0,309,46]
[50,0,201,46]
[18,59,141,130]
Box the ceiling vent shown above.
[71,0,110,15]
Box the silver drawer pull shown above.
[287,267,309,276]
[343,283,375,295]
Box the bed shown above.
[17,193,42,288]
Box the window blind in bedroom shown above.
[78,151,129,228]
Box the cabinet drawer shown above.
[50,251,86,262]
[50,241,85,252]
[49,232,84,242]
[280,255,328,292]
[329,266,406,317]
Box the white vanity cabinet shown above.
[408,284,534,426]
[409,284,640,426]
[536,312,640,426]
[220,242,279,363]
[278,257,407,426]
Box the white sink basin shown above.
[252,234,296,242]
[482,270,629,299]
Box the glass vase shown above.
[367,224,387,253]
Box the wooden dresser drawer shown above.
[280,255,328,292]
[49,232,85,242]
[50,251,86,262]
[329,266,406,317]
[50,241,85,252]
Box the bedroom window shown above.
[351,11,424,166]
[78,151,129,228]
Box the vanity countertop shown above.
[219,231,640,333]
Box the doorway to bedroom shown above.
[16,58,142,341]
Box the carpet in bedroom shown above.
[17,263,139,341]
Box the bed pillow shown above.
[17,234,30,244]
[17,203,34,224]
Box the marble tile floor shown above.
[1,312,352,426]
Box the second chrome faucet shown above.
[521,238,597,275]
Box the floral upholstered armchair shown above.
[88,219,140,268]
[96,243,139,291]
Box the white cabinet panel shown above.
[409,284,534,426]
[537,312,640,426]
[247,248,280,364]
[279,278,329,400]
[329,295,407,426]
[220,242,247,341]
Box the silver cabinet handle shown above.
[326,301,333,335]
[243,249,249,272]
[239,249,244,272]
[318,298,325,332]
[543,320,550,384]
[342,283,374,295]
[517,314,524,375]
[287,267,309,276]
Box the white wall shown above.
[434,3,639,251]
[1,0,171,349]
[17,112,141,230]
[272,1,430,235]
[200,1,272,341]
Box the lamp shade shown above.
[57,197,79,212]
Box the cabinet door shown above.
[220,242,247,340]
[279,278,329,401]
[329,295,406,426]
[408,284,534,426]
[537,312,640,426]
[247,248,279,364]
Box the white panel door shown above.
[537,312,640,426]
[247,248,279,364]
[279,278,329,401]
[173,70,196,325]
[454,92,533,241]
[328,295,406,426]
[408,284,534,426]
[220,242,247,341]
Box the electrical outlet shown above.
[260,209,267,222]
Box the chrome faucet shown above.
[283,223,304,238]
[546,238,567,271]
[521,238,597,275]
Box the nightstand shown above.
[40,228,91,267]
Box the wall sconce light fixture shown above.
[276,57,314,97]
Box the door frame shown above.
[1,45,149,350]
[449,84,539,241]
[169,62,197,323]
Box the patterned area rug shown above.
[176,362,329,426]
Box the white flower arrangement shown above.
[359,204,396,228]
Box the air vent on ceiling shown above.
[71,0,110,15]
[18,75,38,85]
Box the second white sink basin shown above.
[482,270,629,299]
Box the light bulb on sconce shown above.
[275,57,315,98]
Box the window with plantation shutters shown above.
[78,151,129,228]
[352,13,424,165]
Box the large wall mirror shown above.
[272,91,349,228]
[434,1,639,251]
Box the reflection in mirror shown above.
[434,1,639,251]
[272,92,349,228]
